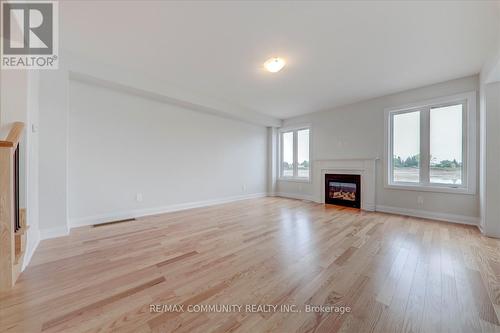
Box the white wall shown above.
[35,52,277,237]
[67,79,267,226]
[1,71,28,124]
[38,69,69,236]
[278,75,480,222]
[267,127,278,195]
[480,82,500,237]
[479,9,500,237]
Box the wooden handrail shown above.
[0,122,25,148]
[0,121,26,291]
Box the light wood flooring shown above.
[1,197,500,333]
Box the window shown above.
[280,127,310,180]
[297,129,310,178]
[282,131,293,177]
[392,110,420,183]
[385,92,476,194]
[430,104,463,185]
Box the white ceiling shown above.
[60,1,500,119]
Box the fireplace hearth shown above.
[325,174,361,208]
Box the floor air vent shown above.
[93,217,136,227]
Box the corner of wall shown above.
[267,127,278,195]
[22,228,40,271]
[40,225,70,240]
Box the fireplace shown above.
[325,174,361,208]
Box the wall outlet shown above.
[136,192,143,202]
[417,195,424,207]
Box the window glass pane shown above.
[393,111,420,183]
[430,104,463,185]
[282,132,293,177]
[297,129,310,178]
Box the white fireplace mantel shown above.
[313,158,378,211]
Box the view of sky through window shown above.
[297,129,309,177]
[393,111,420,183]
[430,104,463,184]
[282,131,293,177]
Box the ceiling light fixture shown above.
[264,57,286,73]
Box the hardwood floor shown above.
[1,197,499,333]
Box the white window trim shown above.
[384,91,477,195]
[278,125,312,182]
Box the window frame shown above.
[278,125,311,182]
[384,91,476,194]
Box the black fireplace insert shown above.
[325,174,361,208]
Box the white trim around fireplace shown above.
[313,158,378,211]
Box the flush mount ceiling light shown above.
[264,57,286,73]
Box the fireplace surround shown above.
[325,174,361,208]
[313,158,377,211]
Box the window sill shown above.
[385,183,475,195]
[278,177,311,183]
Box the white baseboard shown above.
[362,203,376,211]
[274,192,315,202]
[68,192,268,229]
[40,225,70,240]
[40,194,479,241]
[22,228,40,271]
[477,223,500,238]
[375,205,479,226]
